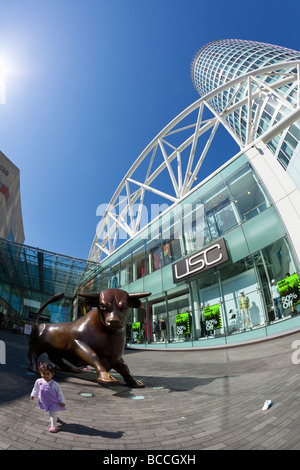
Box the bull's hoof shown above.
[97,372,119,384]
[127,378,145,388]
[28,365,38,373]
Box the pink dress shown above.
[31,378,66,412]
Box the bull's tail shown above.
[34,292,65,326]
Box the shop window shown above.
[171,296,191,341]
[132,245,146,280]
[229,168,269,221]
[120,255,132,287]
[162,241,172,266]
[204,187,238,239]
[161,214,183,263]
[145,227,162,273]
[182,202,206,253]
[151,294,190,343]
[151,300,167,342]
[151,246,162,271]
[210,200,237,234]
[260,238,296,283]
[168,238,182,262]
[109,263,119,288]
[93,267,109,291]
[221,267,266,333]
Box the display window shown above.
[150,294,190,343]
[221,270,265,334]
[151,299,167,343]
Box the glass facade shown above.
[0,239,100,332]
[85,152,300,348]
[192,40,300,105]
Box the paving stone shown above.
[2,328,300,451]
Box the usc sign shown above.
[172,238,229,283]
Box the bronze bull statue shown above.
[28,289,151,388]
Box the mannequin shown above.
[270,279,284,320]
[239,291,251,329]
[153,317,160,341]
[160,317,167,342]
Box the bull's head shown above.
[78,288,151,329]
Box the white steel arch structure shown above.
[88,60,300,262]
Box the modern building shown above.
[0,151,24,244]
[87,39,300,349]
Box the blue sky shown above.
[0,0,299,260]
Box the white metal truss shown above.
[89,60,300,262]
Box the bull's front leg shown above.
[27,339,44,373]
[113,358,145,388]
[73,340,118,384]
[27,349,39,372]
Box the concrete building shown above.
[0,151,24,244]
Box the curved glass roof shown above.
[0,237,101,298]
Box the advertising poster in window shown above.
[175,312,190,336]
[277,274,300,309]
[203,304,222,330]
[151,246,162,271]
[163,242,172,265]
[132,322,141,340]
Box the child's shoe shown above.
[49,426,58,433]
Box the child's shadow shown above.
[58,420,123,439]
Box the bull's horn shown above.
[78,292,99,299]
[128,292,151,309]
[78,292,100,307]
[128,292,151,299]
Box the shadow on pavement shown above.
[57,420,124,438]
[0,329,231,404]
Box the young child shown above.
[30,362,66,433]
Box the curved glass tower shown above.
[191,39,300,176]
[192,39,300,101]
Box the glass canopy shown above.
[0,238,101,299]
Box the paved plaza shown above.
[1,328,300,451]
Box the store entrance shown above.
[151,293,191,343]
